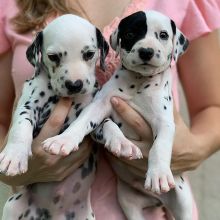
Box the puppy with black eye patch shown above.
[42,11,192,220]
[1,14,108,220]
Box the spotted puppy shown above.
[1,14,108,220]
[42,10,192,219]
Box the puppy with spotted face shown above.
[1,14,108,220]
[42,11,192,219]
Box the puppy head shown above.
[26,14,109,97]
[110,10,189,76]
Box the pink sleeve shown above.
[181,0,220,40]
[0,0,11,54]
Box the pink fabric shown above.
[1,0,220,219]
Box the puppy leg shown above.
[117,179,161,220]
[0,93,34,176]
[161,176,193,220]
[92,118,142,159]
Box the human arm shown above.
[110,30,220,173]
[0,51,15,147]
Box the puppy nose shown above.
[138,47,154,61]
[65,79,83,93]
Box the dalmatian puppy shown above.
[1,14,108,220]
[42,11,193,220]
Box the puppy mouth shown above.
[140,62,158,68]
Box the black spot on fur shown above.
[94,81,99,88]
[75,109,82,118]
[180,176,184,182]
[155,32,159,39]
[179,34,185,45]
[53,195,60,204]
[118,88,123,92]
[8,196,14,202]
[90,121,97,129]
[48,82,52,90]
[72,182,81,193]
[179,185,183,190]
[115,74,119,79]
[25,118,33,125]
[144,84,150,89]
[40,91,45,97]
[164,106,167,110]
[34,99,39,103]
[20,111,27,115]
[75,103,81,110]
[117,122,122,128]
[18,214,23,220]
[31,89,36,95]
[48,95,59,104]
[118,11,147,52]
[36,208,51,219]
[15,194,22,200]
[24,209,30,217]
[41,109,51,119]
[24,105,31,110]
[130,84,135,88]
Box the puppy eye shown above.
[159,31,169,40]
[125,32,135,39]
[83,51,95,61]
[48,53,60,63]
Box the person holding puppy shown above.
[1,0,220,219]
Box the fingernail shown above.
[111,97,118,106]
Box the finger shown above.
[111,97,152,140]
[36,98,72,142]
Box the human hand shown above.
[0,98,92,186]
[110,97,206,174]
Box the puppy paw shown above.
[0,145,30,176]
[144,166,175,194]
[42,135,80,156]
[104,135,143,159]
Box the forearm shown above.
[190,105,220,158]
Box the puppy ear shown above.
[171,20,189,62]
[110,28,119,51]
[96,28,109,71]
[26,31,43,67]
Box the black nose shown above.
[138,47,154,61]
[65,80,83,94]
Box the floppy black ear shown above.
[96,28,109,71]
[26,31,43,67]
[171,20,189,62]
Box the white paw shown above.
[0,144,31,176]
[144,166,175,194]
[104,135,143,159]
[42,135,80,156]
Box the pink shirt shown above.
[1,0,220,219]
